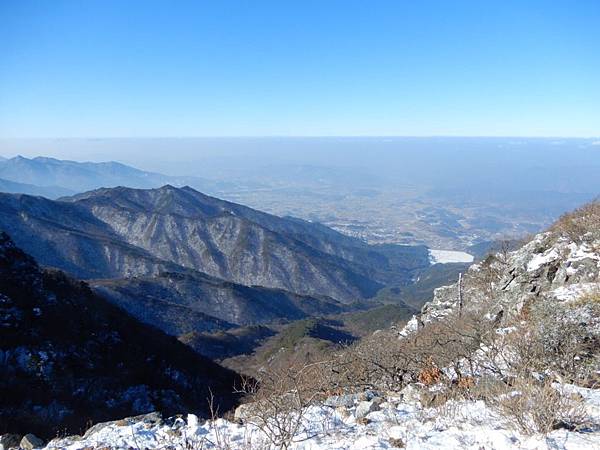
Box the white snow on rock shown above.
[398,315,419,337]
[429,249,474,264]
[551,282,599,301]
[41,385,600,450]
[526,239,600,273]
[526,247,560,272]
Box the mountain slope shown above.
[0,232,242,439]
[411,202,600,330]
[63,185,428,300]
[0,192,353,331]
[0,187,429,302]
[66,184,429,280]
[0,192,180,279]
[92,270,347,335]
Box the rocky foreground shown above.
[10,384,597,449]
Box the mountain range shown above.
[0,184,431,343]
[0,155,232,198]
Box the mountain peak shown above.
[157,183,180,191]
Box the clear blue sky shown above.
[1,0,599,138]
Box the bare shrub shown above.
[234,360,332,449]
[486,378,589,435]
[233,282,599,442]
[417,359,442,386]
[322,307,495,394]
[510,294,600,385]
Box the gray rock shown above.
[0,434,21,450]
[234,403,257,422]
[83,412,162,439]
[355,400,381,419]
[389,437,406,448]
[400,384,421,404]
[324,393,360,408]
[359,390,382,401]
[19,434,44,450]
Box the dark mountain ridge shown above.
[0,232,242,439]
[92,270,347,336]
[64,185,429,289]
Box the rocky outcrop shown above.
[0,434,21,450]
[403,203,600,333]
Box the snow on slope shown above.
[429,249,474,264]
[43,386,600,450]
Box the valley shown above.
[0,175,454,380]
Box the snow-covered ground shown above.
[43,385,600,450]
[429,249,474,264]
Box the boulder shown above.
[234,403,258,422]
[389,437,406,448]
[355,399,382,419]
[359,390,382,401]
[19,434,44,450]
[0,434,21,450]
[83,412,162,439]
[324,393,360,408]
[399,384,420,404]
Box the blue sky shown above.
[1,0,599,138]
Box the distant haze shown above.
[0,137,599,193]
[1,137,598,249]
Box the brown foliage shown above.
[418,360,442,385]
[456,376,475,390]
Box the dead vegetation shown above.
[235,283,599,440]
[233,361,333,449]
[551,199,600,242]
[484,378,589,435]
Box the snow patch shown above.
[527,247,560,272]
[551,283,600,301]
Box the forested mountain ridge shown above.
[0,232,242,439]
